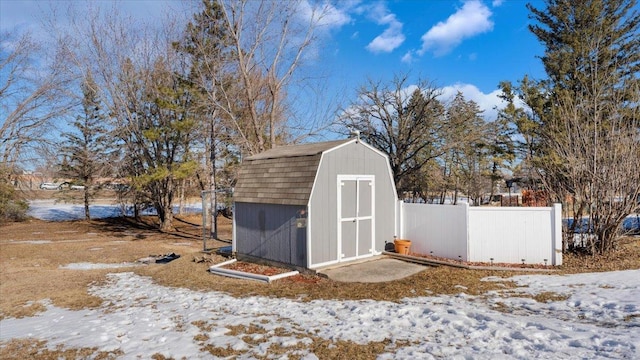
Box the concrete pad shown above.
[318,257,428,283]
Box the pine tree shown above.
[486,109,516,202]
[60,74,111,220]
[174,0,233,239]
[440,92,488,205]
[509,0,640,253]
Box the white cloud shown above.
[339,82,504,123]
[439,83,505,120]
[366,22,405,53]
[418,0,494,57]
[298,0,352,31]
[401,50,414,63]
[492,0,505,7]
[364,2,405,53]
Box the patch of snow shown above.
[7,240,52,244]
[485,271,640,328]
[1,270,638,358]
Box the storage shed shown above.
[233,137,398,270]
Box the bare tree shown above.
[215,0,331,156]
[0,30,75,172]
[545,77,640,253]
[339,73,446,197]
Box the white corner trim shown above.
[209,259,300,283]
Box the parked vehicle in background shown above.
[40,182,61,190]
[70,184,85,190]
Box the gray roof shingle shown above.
[234,139,353,205]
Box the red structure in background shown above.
[500,195,520,207]
[522,189,548,207]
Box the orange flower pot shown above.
[393,239,412,255]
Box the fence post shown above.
[396,200,404,239]
[552,203,563,265]
[460,202,469,262]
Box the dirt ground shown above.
[1,191,639,358]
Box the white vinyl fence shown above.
[397,202,563,265]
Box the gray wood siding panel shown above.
[308,160,334,265]
[309,142,397,266]
[370,153,397,252]
[235,202,307,267]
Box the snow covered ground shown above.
[3,201,637,358]
[1,270,638,359]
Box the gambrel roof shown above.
[234,139,353,206]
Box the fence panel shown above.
[398,202,562,265]
[400,202,468,261]
[468,207,555,265]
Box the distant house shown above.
[233,137,398,270]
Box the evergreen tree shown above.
[528,0,639,94]
[440,92,488,205]
[118,58,199,231]
[486,108,516,202]
[174,0,233,239]
[506,0,640,253]
[60,73,111,220]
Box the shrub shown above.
[0,168,29,222]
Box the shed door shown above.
[338,176,374,262]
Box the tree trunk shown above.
[159,208,173,232]
[453,177,459,205]
[178,179,185,215]
[210,121,218,240]
[84,189,91,221]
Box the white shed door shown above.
[338,176,374,262]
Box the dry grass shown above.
[192,320,400,360]
[1,195,639,358]
[0,339,123,360]
[561,236,640,273]
[0,215,220,319]
[137,250,528,303]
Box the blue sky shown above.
[1,0,547,121]
[310,0,547,120]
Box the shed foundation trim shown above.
[209,259,300,283]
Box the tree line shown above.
[338,74,516,207]
[1,0,638,255]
